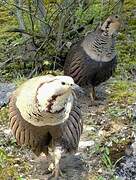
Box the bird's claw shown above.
[47,168,63,180]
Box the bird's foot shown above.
[48,162,55,172]
[90,92,103,106]
[47,167,64,180]
[89,93,97,106]
[48,146,64,180]
[91,100,104,106]
[90,96,105,106]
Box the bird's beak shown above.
[72,83,85,95]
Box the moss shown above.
[108,80,136,104]
[0,5,20,81]
[0,148,30,180]
[109,137,133,163]
[0,107,9,124]
[115,0,136,77]
[0,6,18,39]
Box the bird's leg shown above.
[92,86,97,100]
[54,146,63,178]
[48,146,63,180]
[89,86,95,105]
[90,86,104,106]
[90,86,101,106]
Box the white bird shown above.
[9,75,83,179]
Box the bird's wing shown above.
[9,91,51,156]
[64,41,89,86]
[64,101,83,151]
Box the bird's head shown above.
[54,75,75,93]
[101,15,121,36]
[36,76,81,113]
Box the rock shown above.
[115,155,136,180]
[132,104,136,120]
[79,140,95,149]
[0,83,15,107]
[60,154,87,180]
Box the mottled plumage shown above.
[9,75,83,179]
[64,15,121,101]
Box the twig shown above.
[0,57,13,68]
[105,0,124,16]
[27,0,36,47]
[6,28,45,38]
[28,64,41,79]
[4,1,51,30]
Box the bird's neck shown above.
[45,91,72,114]
[81,31,116,62]
[35,92,74,126]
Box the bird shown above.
[9,75,83,179]
[64,15,121,103]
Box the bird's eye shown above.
[61,82,65,85]
[115,15,119,19]
[70,84,73,86]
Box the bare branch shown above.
[0,57,13,68]
[33,0,48,35]
[14,0,27,38]
[6,28,45,38]
[4,1,51,30]
[27,0,36,46]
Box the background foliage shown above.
[1,0,134,80]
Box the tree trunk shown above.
[14,0,28,38]
[56,0,76,49]
[33,0,48,35]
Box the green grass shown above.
[0,148,30,180]
[115,0,136,77]
[0,148,19,179]
[108,80,136,104]
[0,107,9,123]
[0,5,18,41]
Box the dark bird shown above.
[64,15,121,103]
[9,75,83,179]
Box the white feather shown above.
[16,75,75,126]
